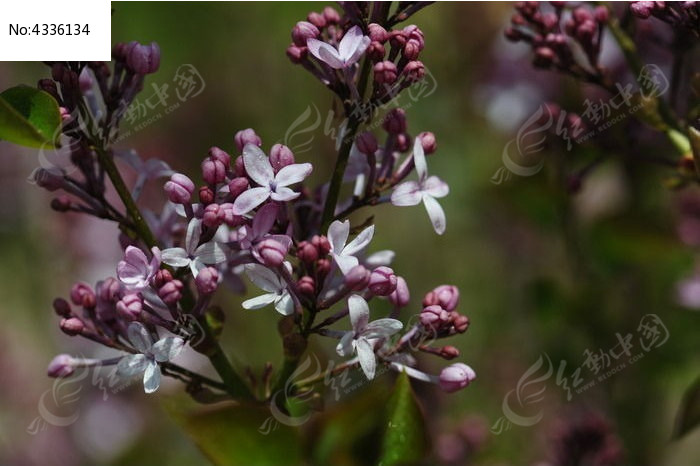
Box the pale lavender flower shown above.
[117,150,173,200]
[241,263,294,315]
[307,25,370,69]
[391,135,449,235]
[117,246,161,290]
[117,322,184,394]
[232,144,312,215]
[234,203,292,265]
[160,218,229,277]
[327,220,375,274]
[336,295,403,380]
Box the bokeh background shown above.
[0,2,699,464]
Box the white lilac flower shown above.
[232,144,312,216]
[117,322,184,394]
[242,263,294,316]
[327,219,375,275]
[117,246,161,290]
[161,218,228,277]
[336,295,403,380]
[391,135,449,235]
[307,25,370,69]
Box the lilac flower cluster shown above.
[631,1,700,34]
[35,2,474,403]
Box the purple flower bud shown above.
[374,61,398,85]
[533,46,555,68]
[70,282,96,308]
[126,42,161,75]
[452,313,470,333]
[203,204,223,228]
[403,40,421,60]
[153,269,173,289]
[323,7,341,24]
[286,44,308,64]
[228,177,250,200]
[423,285,460,312]
[256,239,289,267]
[439,363,476,392]
[403,60,425,83]
[164,173,195,204]
[209,146,231,166]
[51,196,72,212]
[345,265,371,291]
[269,144,295,173]
[368,23,389,43]
[234,156,247,177]
[218,203,244,227]
[311,235,331,255]
[368,41,386,62]
[356,131,378,155]
[316,258,331,280]
[440,346,460,360]
[388,276,410,307]
[389,30,407,48]
[53,298,72,317]
[418,131,437,154]
[292,21,320,47]
[395,133,411,152]
[234,128,262,153]
[420,304,450,328]
[594,6,609,23]
[199,185,215,205]
[195,267,220,294]
[60,317,84,336]
[97,277,122,303]
[48,354,76,378]
[202,156,227,185]
[572,6,593,23]
[297,241,319,264]
[307,12,326,29]
[541,12,559,30]
[159,280,183,305]
[368,266,397,296]
[116,293,143,321]
[34,168,65,191]
[383,108,407,134]
[298,276,316,296]
[403,25,425,49]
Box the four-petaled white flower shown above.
[242,263,294,316]
[307,25,370,69]
[336,295,403,380]
[327,219,374,275]
[117,246,161,290]
[117,322,184,394]
[232,144,312,216]
[161,218,228,277]
[391,135,450,235]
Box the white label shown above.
[0,0,110,61]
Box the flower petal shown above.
[355,338,377,380]
[333,252,359,275]
[412,135,428,180]
[274,163,312,187]
[364,250,395,267]
[422,176,449,199]
[338,26,365,60]
[245,264,284,292]
[252,203,278,239]
[143,361,161,394]
[270,186,300,202]
[307,38,344,69]
[390,362,439,384]
[343,225,374,256]
[242,292,278,309]
[185,218,202,255]
[127,322,153,353]
[117,354,148,376]
[345,36,371,67]
[364,318,403,339]
[233,187,271,215]
[336,331,354,357]
[160,247,191,268]
[151,337,185,362]
[348,294,370,333]
[391,181,422,206]
[423,195,446,235]
[194,241,229,264]
[327,220,349,253]
[243,144,274,186]
[274,292,295,316]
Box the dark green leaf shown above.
[0,85,61,149]
[378,371,429,465]
[673,375,700,439]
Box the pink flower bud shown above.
[440,346,460,360]
[153,269,173,288]
[316,258,331,280]
[311,235,331,255]
[218,203,244,227]
[97,277,122,303]
[53,298,72,317]
[439,363,476,393]
[452,313,470,333]
[116,293,143,321]
[234,155,247,177]
[383,108,407,134]
[395,133,411,152]
[403,60,425,83]
[48,354,76,378]
[323,7,340,24]
[165,173,195,204]
[423,285,460,312]
[368,266,397,296]
[298,276,316,296]
[159,280,183,305]
[51,196,72,212]
[269,144,295,172]
[195,267,220,294]
[403,39,421,60]
[374,61,398,85]
[418,131,437,154]
[533,47,555,68]
[368,41,386,62]
[403,25,424,48]
[307,12,326,28]
[228,177,250,199]
[234,128,262,153]
[201,156,227,185]
[256,239,288,267]
[199,186,215,205]
[356,131,378,155]
[630,2,653,19]
[202,204,223,229]
[345,265,371,291]
[292,21,320,47]
[60,317,84,336]
[286,44,308,64]
[34,168,65,191]
[368,23,389,43]
[420,305,449,328]
[389,30,407,48]
[388,276,410,307]
[126,42,161,74]
[70,282,96,308]
[297,241,319,264]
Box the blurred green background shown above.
[0,2,699,465]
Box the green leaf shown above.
[378,371,429,465]
[163,398,304,465]
[673,375,700,439]
[0,85,61,149]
